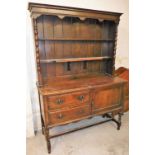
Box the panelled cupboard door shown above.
[92,86,122,113]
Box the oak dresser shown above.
[28,3,127,153]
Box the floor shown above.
[27,112,129,155]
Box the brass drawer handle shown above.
[56,99,64,105]
[57,113,64,119]
[77,95,84,101]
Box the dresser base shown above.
[44,112,122,154]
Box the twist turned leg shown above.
[117,113,122,130]
[47,139,51,154]
[41,115,45,135]
[112,112,116,119]
[102,112,123,130]
[45,128,51,154]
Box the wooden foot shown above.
[103,112,122,130]
[45,128,51,154]
[47,139,51,154]
[117,123,121,130]
[117,113,122,130]
[42,126,45,135]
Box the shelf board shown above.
[40,56,112,63]
[38,38,114,42]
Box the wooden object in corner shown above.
[115,67,129,112]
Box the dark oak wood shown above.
[28,3,126,154]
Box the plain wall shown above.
[26,0,128,137]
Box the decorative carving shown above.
[58,15,65,19]
[79,17,86,21]
[112,21,119,75]
[98,18,104,22]
[33,19,43,85]
[114,19,120,24]
[31,13,42,19]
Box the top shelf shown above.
[38,38,114,41]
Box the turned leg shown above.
[117,113,122,130]
[38,92,45,135]
[41,115,45,135]
[111,112,115,119]
[102,112,123,130]
[45,128,51,154]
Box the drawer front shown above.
[48,105,90,124]
[92,86,122,113]
[47,91,90,110]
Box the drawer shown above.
[48,105,90,124]
[47,91,90,110]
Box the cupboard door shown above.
[92,85,123,114]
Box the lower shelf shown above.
[49,117,114,138]
[40,56,112,63]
